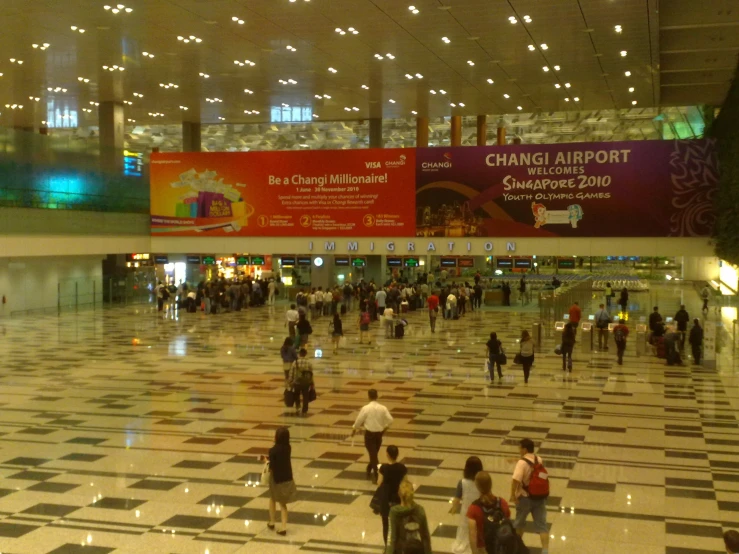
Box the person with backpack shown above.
[618,287,629,313]
[289,348,314,416]
[560,321,576,373]
[358,306,372,345]
[450,456,483,553]
[280,337,298,387]
[594,303,611,350]
[377,445,408,546]
[296,312,313,347]
[674,304,690,350]
[612,318,629,365]
[486,332,504,383]
[331,312,343,354]
[467,471,515,554]
[385,480,432,554]
[689,318,704,365]
[510,438,549,554]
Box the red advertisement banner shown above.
[150,149,416,236]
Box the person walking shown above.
[286,304,299,338]
[296,312,313,347]
[280,337,298,386]
[473,282,483,310]
[502,281,511,306]
[358,305,372,344]
[561,321,576,373]
[595,303,611,350]
[384,305,395,338]
[385,480,432,554]
[510,438,550,554]
[451,457,484,554]
[689,318,704,365]
[649,306,663,334]
[675,304,690,350]
[519,330,535,384]
[612,318,629,365]
[467,471,512,554]
[446,290,458,319]
[262,427,297,536]
[701,284,711,313]
[568,301,582,334]
[485,332,503,383]
[267,279,277,306]
[331,312,343,354]
[427,290,439,333]
[289,348,314,416]
[604,281,613,308]
[619,287,629,313]
[377,446,408,547]
[352,389,394,484]
[376,287,388,321]
[155,281,166,312]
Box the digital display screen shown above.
[387,257,403,267]
[280,256,296,266]
[236,256,249,266]
[123,150,143,177]
[297,256,312,266]
[514,258,532,269]
[154,255,168,264]
[404,257,420,267]
[351,257,367,267]
[335,256,350,266]
[186,255,201,264]
[440,257,458,267]
[202,256,217,265]
[496,258,514,268]
[250,256,266,265]
[557,258,576,269]
[458,257,474,268]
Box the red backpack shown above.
[360,311,370,325]
[522,456,550,499]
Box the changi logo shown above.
[385,154,407,168]
[422,152,452,170]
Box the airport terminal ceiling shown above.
[0,0,736,129]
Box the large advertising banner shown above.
[416,139,718,237]
[150,149,416,236]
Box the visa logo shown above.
[365,161,381,168]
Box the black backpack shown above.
[395,507,424,553]
[473,498,528,554]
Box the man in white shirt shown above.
[383,306,395,338]
[267,279,277,306]
[351,389,393,483]
[286,304,299,338]
[446,291,458,319]
[441,268,448,283]
[510,438,550,554]
[308,289,317,319]
[376,288,387,311]
[323,290,333,315]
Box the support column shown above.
[451,115,462,146]
[476,115,487,146]
[182,121,202,152]
[497,122,506,145]
[99,101,124,173]
[369,118,383,149]
[416,117,429,147]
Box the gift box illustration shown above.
[169,169,254,228]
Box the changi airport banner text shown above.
[416,139,718,237]
[150,149,416,236]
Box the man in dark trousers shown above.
[674,304,690,350]
[351,389,393,484]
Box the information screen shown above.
[186,255,201,264]
[514,258,532,269]
[335,256,350,266]
[202,256,217,265]
[280,256,296,267]
[496,258,514,268]
[557,258,576,269]
[250,255,266,265]
[458,257,474,268]
[351,257,367,267]
[440,257,458,268]
[404,257,420,267]
[154,255,169,264]
[297,256,312,266]
[387,257,403,267]
[236,256,249,266]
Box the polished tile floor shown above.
[0,287,736,554]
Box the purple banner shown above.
[416,139,718,237]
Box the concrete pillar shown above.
[369,118,383,149]
[451,115,462,146]
[99,101,124,173]
[182,121,202,152]
[476,115,487,146]
[416,117,429,147]
[497,124,506,145]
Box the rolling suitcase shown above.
[395,323,405,339]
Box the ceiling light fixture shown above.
[133,92,143,97]
[199,72,210,78]
[624,70,631,77]
[335,28,346,35]
[450,103,456,108]
[102,65,125,71]
[32,43,50,50]
[244,88,254,94]
[352,107,359,111]
[328,67,337,73]
[405,74,413,79]
[148,112,164,117]
[540,43,548,50]
[286,45,297,52]
[554,65,561,71]
[344,107,350,111]
[218,117,226,121]
[517,106,523,111]
[206,97,223,103]
[312,114,319,118]
[565,97,570,102]
[159,82,178,88]
[429,89,436,94]
[574,97,580,102]
[564,82,571,88]
[503,94,510,99]
[508,16,517,24]
[439,89,446,95]
[632,100,637,105]
[415,73,423,79]
[374,54,384,60]
[467,60,475,66]
[77,77,90,83]
[411,110,417,115]
[487,78,494,84]
[389,99,396,103]
[179,106,188,110]
[104,4,133,14]
[231,16,245,24]
[29,96,40,102]
[142,51,155,58]
[614,25,622,33]
[459,102,465,107]
[408,5,419,14]
[4,104,23,109]
[70,26,86,33]
[628,87,635,92]
[386,53,395,59]
[9,58,24,64]
[123,100,132,105]
[527,45,535,51]
[543,66,549,72]
[47,87,68,92]
[442,37,451,43]
[361,85,369,90]
[620,50,627,57]
[348,27,359,34]
[554,84,561,89]
[178,35,203,44]
[523,15,532,23]
[89,101,99,106]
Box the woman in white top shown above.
[519,330,535,384]
[451,456,483,554]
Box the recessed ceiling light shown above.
[374,54,384,60]
[386,53,395,59]
[503,93,510,99]
[632,100,637,105]
[508,16,517,24]
[123,100,132,105]
[206,97,223,103]
[574,97,580,102]
[70,25,86,33]
[442,37,450,43]
[361,84,369,89]
[231,16,245,24]
[430,89,436,94]
[328,67,337,73]
[415,73,423,79]
[540,44,548,50]
[178,35,203,43]
[459,102,465,107]
[389,99,396,103]
[179,106,189,111]
[344,107,350,111]
[523,15,532,23]
[565,97,570,102]
[409,5,419,14]
[312,114,319,118]
[517,106,523,110]
[450,103,456,108]
[543,66,549,72]
[352,106,359,111]
[614,25,622,33]
[620,50,627,57]
[405,73,413,79]
[629,87,635,92]
[199,72,209,78]
[467,60,475,66]
[564,82,571,88]
[554,65,561,71]
[554,84,561,89]
[77,76,90,83]
[439,89,446,95]
[348,27,358,34]
[487,78,494,84]
[133,92,143,97]
[411,110,417,114]
[286,45,297,51]
[142,51,154,58]
[218,117,226,121]
[624,71,631,77]
[527,45,535,51]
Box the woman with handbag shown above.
[450,456,483,553]
[261,427,297,536]
[518,330,535,384]
[485,332,504,383]
[280,337,298,387]
[376,445,407,546]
